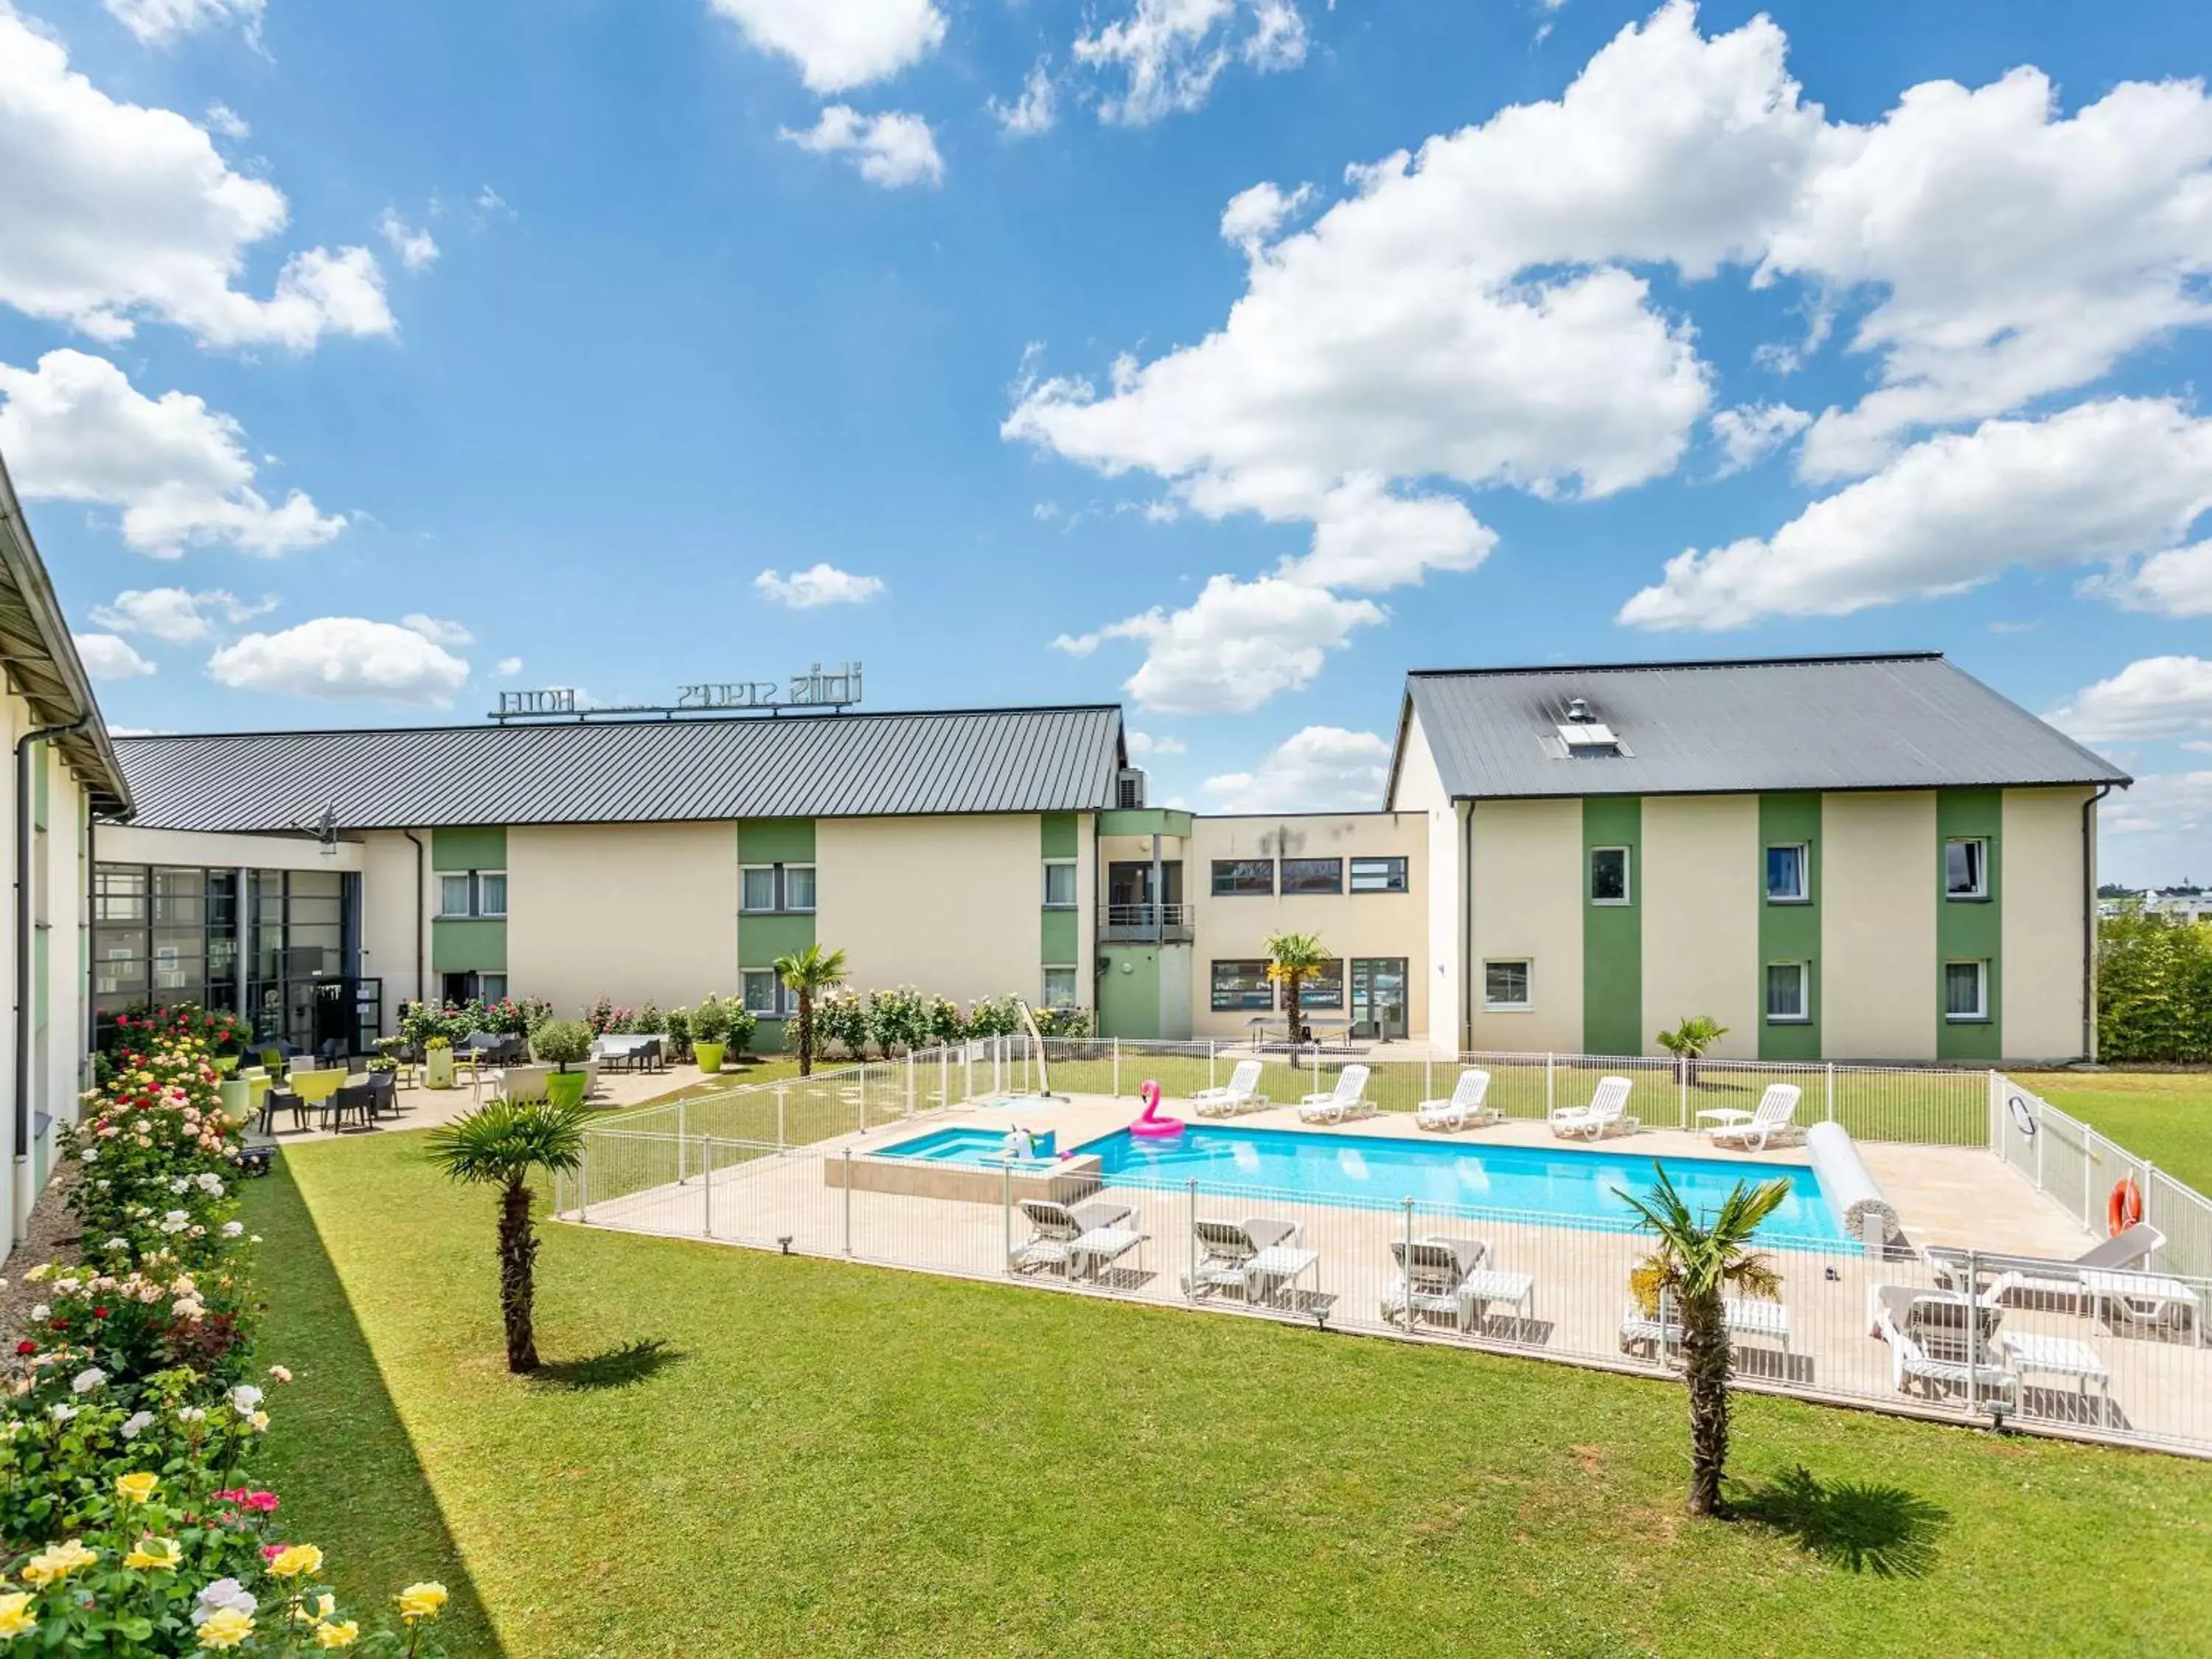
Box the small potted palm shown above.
[532,1018,596,1109]
[692,994,733,1074]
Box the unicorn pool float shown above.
[999,1126,1060,1161]
[1129,1079,1186,1138]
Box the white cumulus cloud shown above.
[495,655,524,677]
[0,14,392,348]
[1710,402,1811,476]
[0,350,345,557]
[709,0,945,92]
[400,613,473,647]
[754,563,887,608]
[1204,726,1391,812]
[90,586,274,642]
[378,210,439,271]
[207,618,470,705]
[1619,398,2212,630]
[1074,0,1307,126]
[1124,730,1186,759]
[2048,657,2212,744]
[102,0,262,46]
[73,633,155,681]
[779,106,943,188]
[991,60,1057,137]
[2086,540,2212,619]
[1218,179,1314,253]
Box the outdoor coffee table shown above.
[2081,1270,2203,1346]
[1456,1269,1535,1334]
[1245,1244,1320,1309]
[1998,1332,2112,1425]
[1068,1226,1145,1283]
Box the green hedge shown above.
[2098,908,2212,1063]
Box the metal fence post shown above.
[702,1138,713,1237]
[2144,1161,2158,1233]
[776,1086,787,1152]
[1004,1162,1015,1278]
[859,1065,869,1135]
[1964,1247,1980,1420]
[2084,1130,2096,1230]
[577,1145,588,1223]
[1310,1048,1321,1098]
[1823,1062,1835,1123]
[677,1101,688,1185]
[1545,1053,1555,1115]
[1677,1062,1689,1130]
[842,1148,853,1254]
[940,1047,950,1111]
[1399,1197,1416,1340]
[905,1052,916,1118]
[1186,1177,1198,1302]
[1208,1041,1217,1091]
[1113,1037,1121,1098]
[1424,1053,1433,1102]
[2034,1096,2045,1191]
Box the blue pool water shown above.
[1078,1124,1846,1243]
[875,1127,1048,1166]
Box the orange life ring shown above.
[2108,1178,2144,1237]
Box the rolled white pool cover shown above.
[1805,1121,1900,1245]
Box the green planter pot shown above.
[425,1048,456,1090]
[215,1054,240,1077]
[218,1077,251,1119]
[546,1069,588,1109]
[694,1041,726,1075]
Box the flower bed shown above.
[0,1030,451,1655]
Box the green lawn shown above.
[243,1130,2212,1659]
[2014,1071,2212,1192]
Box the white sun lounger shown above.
[1619,1290,1792,1357]
[1297,1064,1374,1124]
[1380,1237,1488,1329]
[1415,1069,1500,1133]
[1548,1075,1637,1140]
[1181,1217,1310,1301]
[1872,1286,2020,1408]
[1926,1223,2166,1304]
[1008,1198,1141,1280]
[1703,1084,1802,1152]
[1191,1059,1267,1119]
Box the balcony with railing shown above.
[1101,902,1194,943]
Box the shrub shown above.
[723,1004,757,1055]
[690,995,733,1046]
[101,1004,250,1060]
[814,992,870,1060]
[967,995,1023,1038]
[664,1006,693,1061]
[2099,907,2212,1063]
[1035,1006,1091,1039]
[582,996,618,1037]
[631,1002,667,1035]
[866,987,930,1057]
[481,997,552,1037]
[531,1018,595,1071]
[925,995,967,1045]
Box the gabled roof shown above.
[1388,653,2129,803]
[0,455,129,815]
[115,705,1125,833]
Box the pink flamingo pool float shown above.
[1129,1078,1185,1138]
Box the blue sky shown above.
[4,0,2211,883]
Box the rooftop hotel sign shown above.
[491,661,863,721]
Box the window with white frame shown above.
[742,970,790,1016]
[478,973,509,1003]
[1041,966,1079,1007]
[1765,844,1809,902]
[1945,838,1989,900]
[1765,962,1809,1023]
[1042,860,1078,908]
[741,863,816,914]
[1349,856,1408,893]
[1589,846,1630,905]
[1483,959,1531,1010]
[438,871,505,919]
[1944,959,1989,1022]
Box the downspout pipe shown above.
[15,716,88,1245]
[2082,783,2115,1065]
[402,830,426,1020]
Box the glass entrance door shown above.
[1350,958,1408,1041]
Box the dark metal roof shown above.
[115,705,1125,832]
[0,455,130,814]
[1391,653,2130,802]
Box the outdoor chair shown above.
[1415,1068,1500,1133]
[1008,1198,1142,1279]
[366,1070,399,1119]
[1180,1217,1310,1302]
[322,1083,375,1134]
[1703,1084,1803,1152]
[1380,1237,1488,1329]
[258,1088,308,1136]
[1296,1063,1374,1124]
[1191,1059,1267,1118]
[1548,1076,1638,1140]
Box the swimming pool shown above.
[1079,1124,1846,1243]
[873,1127,1051,1166]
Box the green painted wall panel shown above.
[1040,813,1079,858]
[1040,908,1078,964]
[432,826,507,872]
[1582,796,1641,1056]
[739,911,815,971]
[1758,793,1823,1060]
[1937,789,2003,1062]
[737,819,815,864]
[1097,945,1162,1040]
[431,918,507,973]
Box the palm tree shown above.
[1264,931,1330,1047]
[425,1099,591,1373]
[774,942,849,1076]
[1621,1168,1790,1517]
[1655,1015,1730,1087]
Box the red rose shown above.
[14,1340,33,1355]
[91,1308,108,1320]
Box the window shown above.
[1349,856,1408,894]
[1211,859,1274,896]
[1281,858,1343,895]
[1765,962,1809,1023]
[1298,958,1345,1009]
[1944,960,1989,1022]
[1210,959,1274,1012]
[1483,959,1531,1010]
[1765,844,1808,902]
[742,970,790,1016]
[1589,846,1630,905]
[742,864,815,913]
[1042,966,1079,1008]
[478,973,509,1003]
[1945,838,1989,900]
[438,871,504,919]
[1042,860,1078,908]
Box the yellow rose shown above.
[196,1607,254,1649]
[21,1540,97,1585]
[291,1592,335,1628]
[313,1621,361,1649]
[114,1471,159,1504]
[395,1582,448,1622]
[268,1544,324,1579]
[124,1536,181,1571]
[0,1593,33,1638]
